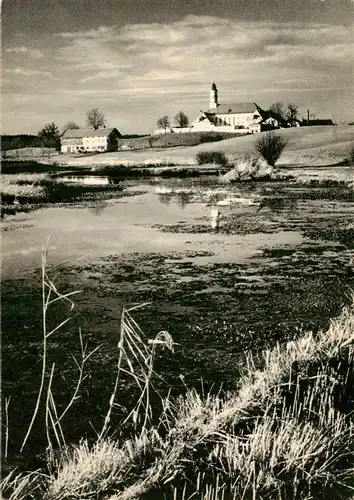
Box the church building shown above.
[190,82,262,133]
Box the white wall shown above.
[83,136,108,151]
[61,135,109,153]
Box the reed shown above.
[2,247,354,499]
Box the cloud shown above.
[5,68,55,78]
[3,15,353,133]
[6,46,44,59]
[54,16,352,90]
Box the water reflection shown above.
[88,200,109,216]
[58,175,114,186]
[155,184,265,230]
[157,193,173,205]
[209,205,220,230]
[256,197,298,213]
[175,191,193,209]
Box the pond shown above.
[2,180,308,279]
[2,174,354,467]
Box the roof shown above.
[61,128,120,139]
[206,102,257,115]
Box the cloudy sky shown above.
[3,0,353,134]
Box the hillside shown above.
[55,126,352,167]
[119,131,248,150]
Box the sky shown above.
[2,0,353,135]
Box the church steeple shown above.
[209,81,218,109]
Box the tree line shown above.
[267,102,299,123]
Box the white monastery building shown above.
[154,82,263,134]
[60,127,121,154]
[191,82,262,133]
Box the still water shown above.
[2,178,309,279]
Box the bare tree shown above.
[269,102,286,120]
[147,135,159,148]
[174,111,189,129]
[254,131,288,171]
[86,108,106,130]
[157,116,170,133]
[63,121,80,131]
[286,103,299,122]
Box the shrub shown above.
[254,131,288,168]
[347,144,354,165]
[199,133,224,144]
[195,151,228,166]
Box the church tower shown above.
[209,82,218,109]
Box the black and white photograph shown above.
[1,0,354,498]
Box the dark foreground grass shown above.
[2,293,354,499]
[2,160,228,179]
[1,160,68,174]
[96,165,229,178]
[38,179,123,203]
[196,151,229,166]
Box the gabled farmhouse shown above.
[60,128,121,154]
[190,82,263,133]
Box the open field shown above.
[35,125,354,168]
[2,147,59,159]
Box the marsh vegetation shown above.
[1,164,354,498]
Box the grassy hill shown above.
[49,125,353,168]
[119,131,249,150]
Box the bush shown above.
[195,151,228,166]
[347,144,354,165]
[254,131,288,168]
[199,133,224,144]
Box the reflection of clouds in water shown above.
[88,200,108,216]
[155,183,265,230]
[155,184,263,207]
[60,175,111,186]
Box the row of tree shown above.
[267,102,299,122]
[157,111,189,132]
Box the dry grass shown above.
[34,297,354,499]
[2,247,354,499]
[221,155,270,183]
[0,174,47,198]
[2,147,58,159]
